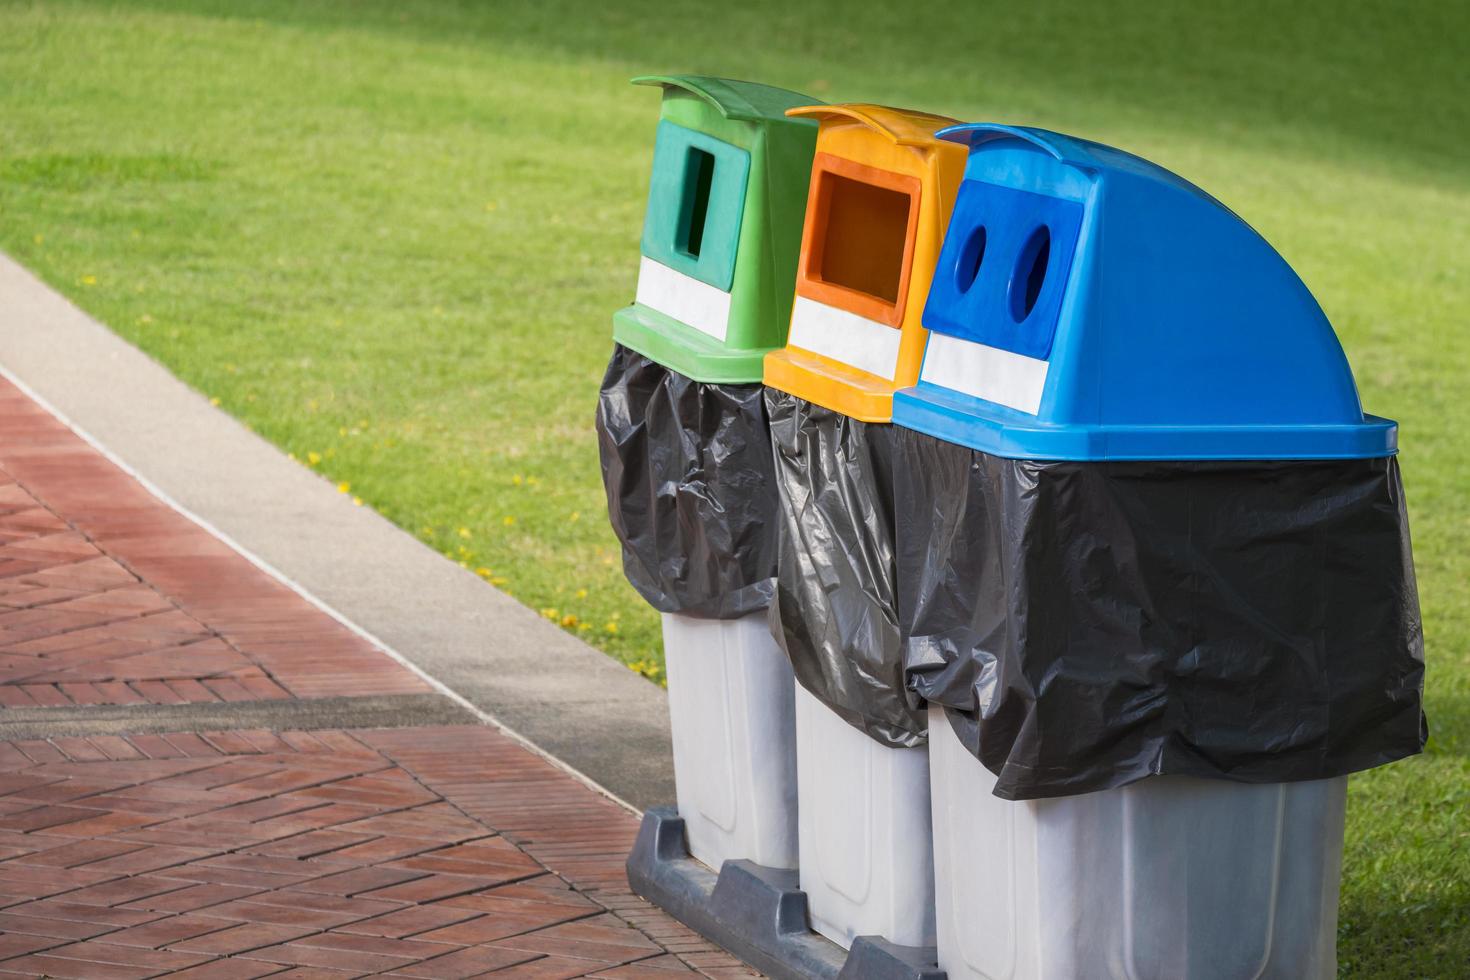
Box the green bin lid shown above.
[615,75,822,384]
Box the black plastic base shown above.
[626,807,945,980]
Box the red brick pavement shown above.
[0,379,429,705]
[0,378,756,976]
[0,726,752,978]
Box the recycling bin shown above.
[596,75,819,874]
[762,103,966,950]
[890,123,1426,979]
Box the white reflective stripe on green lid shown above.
[635,256,731,343]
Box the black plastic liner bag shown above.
[894,428,1426,801]
[765,388,925,748]
[595,344,778,619]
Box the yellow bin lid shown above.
[763,104,967,422]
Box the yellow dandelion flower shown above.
[352,496,363,506]
[337,481,351,494]
[80,274,97,286]
[485,201,498,212]
[457,527,471,539]
[32,234,43,245]
[491,576,508,586]
[626,660,663,683]
[575,588,588,599]
[475,566,493,578]
[502,516,516,526]
[306,451,322,466]
[209,397,221,407]
[577,621,592,632]
[569,511,581,522]
[137,314,153,325]
[561,614,578,628]
[459,560,468,568]
[540,607,558,620]
[512,474,523,486]
[604,622,620,635]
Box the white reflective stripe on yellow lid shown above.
[635,256,731,343]
[787,296,902,381]
[921,331,1049,415]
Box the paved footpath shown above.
[0,376,755,978]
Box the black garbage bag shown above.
[595,344,779,619]
[765,388,924,748]
[895,428,1426,801]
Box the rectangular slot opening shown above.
[676,147,717,259]
[815,172,912,305]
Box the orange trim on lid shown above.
[796,153,921,329]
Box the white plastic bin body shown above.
[928,704,1347,980]
[662,612,799,872]
[795,683,936,950]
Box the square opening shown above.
[676,147,717,260]
[813,171,913,304]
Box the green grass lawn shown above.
[1,0,1466,972]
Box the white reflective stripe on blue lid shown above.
[635,256,731,343]
[788,296,901,381]
[921,332,1049,415]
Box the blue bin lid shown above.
[891,123,1396,461]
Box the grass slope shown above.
[0,1,1466,973]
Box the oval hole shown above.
[1010,225,1051,322]
[955,224,986,293]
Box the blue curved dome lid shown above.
[891,123,1396,461]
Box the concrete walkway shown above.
[0,259,758,976]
